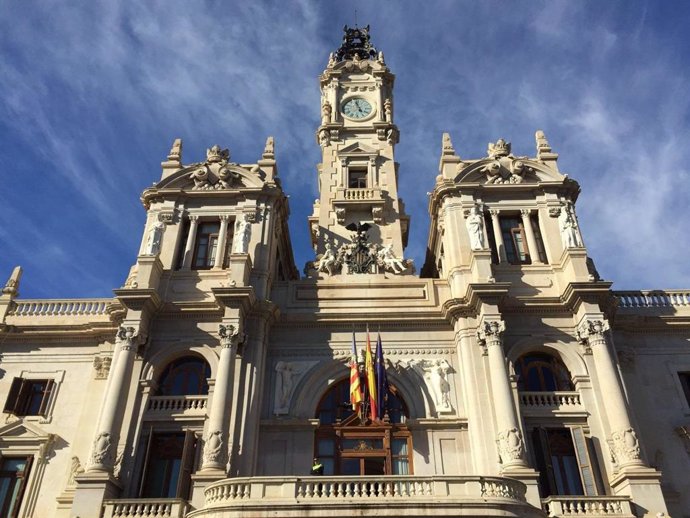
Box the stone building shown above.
[0,26,688,518]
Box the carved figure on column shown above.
[611,428,641,465]
[203,430,224,465]
[116,326,138,351]
[497,428,526,464]
[321,100,332,126]
[558,204,583,248]
[90,432,112,466]
[477,319,505,345]
[67,456,84,487]
[143,221,165,256]
[577,318,609,346]
[233,215,252,254]
[465,206,486,250]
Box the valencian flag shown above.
[349,330,363,412]
[375,332,389,419]
[364,327,378,421]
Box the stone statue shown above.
[233,216,252,254]
[263,136,274,158]
[67,456,84,486]
[377,244,406,274]
[318,128,330,147]
[465,206,486,250]
[203,430,223,465]
[321,100,332,126]
[429,359,452,410]
[558,205,583,248]
[143,222,165,256]
[316,243,338,276]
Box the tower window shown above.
[500,217,529,264]
[192,222,220,269]
[348,168,368,189]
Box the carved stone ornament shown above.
[497,428,526,464]
[274,360,317,415]
[535,130,552,154]
[335,25,378,62]
[610,428,641,465]
[316,243,339,276]
[91,431,112,466]
[207,144,230,163]
[477,319,505,345]
[67,456,84,487]
[143,221,165,256]
[576,318,609,346]
[321,100,332,126]
[167,138,182,161]
[442,132,456,156]
[263,136,275,159]
[116,326,138,351]
[219,324,244,350]
[377,244,407,274]
[203,429,225,465]
[487,138,511,158]
[93,356,112,379]
[558,202,584,248]
[233,215,252,254]
[372,206,384,224]
[406,359,453,413]
[335,207,346,225]
[158,211,174,225]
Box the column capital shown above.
[576,317,609,346]
[520,208,532,217]
[218,324,246,350]
[219,214,231,222]
[477,319,505,346]
[489,208,500,217]
[188,214,200,222]
[115,325,139,352]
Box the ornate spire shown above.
[335,25,377,62]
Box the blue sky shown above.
[1,1,689,298]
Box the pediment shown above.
[0,420,52,442]
[455,156,565,185]
[156,162,265,191]
[338,142,379,157]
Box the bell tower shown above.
[308,26,410,270]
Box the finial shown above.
[535,130,552,154]
[334,24,377,62]
[206,145,230,164]
[167,138,182,162]
[262,136,275,159]
[2,266,22,297]
[442,133,456,156]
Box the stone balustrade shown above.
[520,391,582,408]
[146,395,207,417]
[614,290,690,308]
[343,188,377,200]
[102,498,188,518]
[194,475,543,518]
[542,496,635,517]
[9,298,114,317]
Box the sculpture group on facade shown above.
[188,145,244,191]
[313,223,411,276]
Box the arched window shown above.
[314,379,412,476]
[516,353,574,391]
[157,356,211,396]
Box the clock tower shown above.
[308,26,410,274]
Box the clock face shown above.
[342,98,373,120]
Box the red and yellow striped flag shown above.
[349,331,363,412]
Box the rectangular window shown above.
[3,378,54,417]
[139,430,196,499]
[192,222,220,270]
[532,427,599,498]
[348,168,368,189]
[500,217,529,264]
[0,456,32,518]
[531,214,548,263]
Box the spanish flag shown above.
[349,331,363,412]
[365,327,378,421]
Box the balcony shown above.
[542,496,635,517]
[333,187,385,219]
[187,475,546,518]
[145,395,208,421]
[519,391,587,418]
[102,498,188,518]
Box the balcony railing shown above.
[146,395,207,418]
[542,496,635,517]
[102,498,188,518]
[520,391,582,408]
[614,290,690,308]
[191,476,545,518]
[9,298,114,317]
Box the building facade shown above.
[0,26,688,518]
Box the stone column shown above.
[578,318,644,468]
[181,215,199,270]
[88,326,138,472]
[200,323,242,472]
[520,209,542,265]
[489,210,507,263]
[477,319,528,469]
[213,215,230,270]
